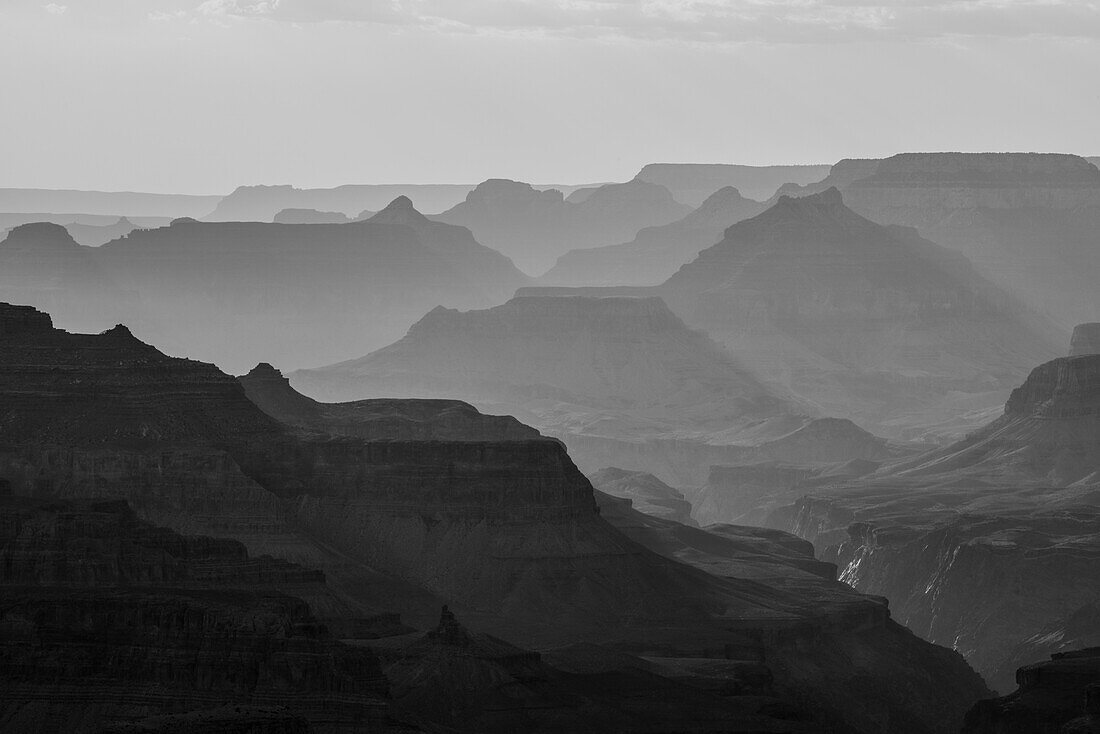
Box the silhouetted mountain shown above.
[366,195,530,301]
[272,207,351,224]
[292,294,892,486]
[753,354,1100,692]
[541,186,767,286]
[636,163,831,205]
[0,222,135,333]
[65,215,139,246]
[657,187,1063,440]
[0,209,530,372]
[778,153,1100,330]
[0,188,219,217]
[204,183,477,221]
[436,178,691,274]
[0,302,993,733]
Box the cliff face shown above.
[0,496,392,733]
[540,186,767,286]
[435,178,690,274]
[763,356,1100,692]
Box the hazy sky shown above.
[2,0,1098,193]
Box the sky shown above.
[1,0,1098,194]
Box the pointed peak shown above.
[100,324,137,340]
[246,362,284,379]
[369,195,429,225]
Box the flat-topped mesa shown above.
[1004,355,1100,418]
[240,361,543,442]
[464,178,565,206]
[0,303,53,335]
[860,152,1100,185]
[1070,323,1100,356]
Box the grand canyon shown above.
[2,3,1099,732]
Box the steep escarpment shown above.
[291,294,890,488]
[435,178,690,274]
[0,496,392,733]
[766,356,1100,692]
[540,186,767,286]
[0,302,993,734]
[657,187,1062,440]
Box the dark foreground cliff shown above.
[0,303,993,733]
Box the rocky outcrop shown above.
[272,208,351,224]
[636,163,830,205]
[540,186,767,286]
[1070,323,1100,356]
[435,178,690,274]
[588,467,695,524]
[66,216,139,246]
[0,496,392,733]
[240,362,540,441]
[962,648,1100,733]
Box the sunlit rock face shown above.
[779,152,1100,331]
[758,355,1100,693]
[435,178,690,274]
[0,200,528,373]
[656,187,1063,441]
[291,293,892,488]
[0,302,994,734]
[1070,323,1100,356]
[540,186,767,287]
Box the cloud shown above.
[43,3,67,15]
[182,0,1100,42]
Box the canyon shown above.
[0,302,991,733]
